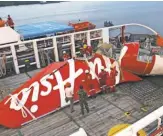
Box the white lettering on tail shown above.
[6,56,110,117]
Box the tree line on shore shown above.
[0,1,63,7]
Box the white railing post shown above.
[102,28,109,43]
[33,41,41,68]
[53,37,59,62]
[71,34,76,58]
[11,45,20,74]
[157,118,161,130]
[87,31,91,46]
[108,28,110,43]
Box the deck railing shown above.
[1,27,105,74]
[0,23,158,75]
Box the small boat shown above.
[69,21,96,32]
[104,21,114,27]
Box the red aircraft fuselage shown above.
[121,42,163,75]
[0,42,163,128]
[0,54,141,128]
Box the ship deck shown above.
[0,70,163,136]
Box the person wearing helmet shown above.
[84,44,93,57]
[83,44,87,49]
[82,42,93,57]
[62,51,70,61]
[98,66,108,93]
[65,82,74,113]
[107,64,118,92]
[82,70,96,98]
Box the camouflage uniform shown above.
[78,89,89,115]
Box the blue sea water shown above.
[0,1,163,34]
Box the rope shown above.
[5,94,36,120]
[4,61,69,118]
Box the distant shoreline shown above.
[0,1,66,7]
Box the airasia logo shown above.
[5,56,116,118]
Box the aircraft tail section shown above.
[120,69,142,83]
[0,54,142,128]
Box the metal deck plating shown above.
[0,70,163,136]
[0,23,163,135]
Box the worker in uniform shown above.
[77,85,89,115]
[81,39,92,57]
[82,44,88,57]
[65,82,74,113]
[82,70,96,98]
[107,65,118,92]
[62,51,70,61]
[82,44,93,57]
[6,15,14,29]
[98,66,108,94]
[0,17,5,27]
